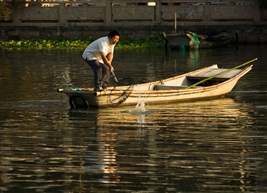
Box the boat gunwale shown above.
[63,65,253,97]
[63,64,219,95]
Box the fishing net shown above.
[190,33,200,49]
[186,32,200,49]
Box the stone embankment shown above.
[1,0,266,44]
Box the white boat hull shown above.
[59,64,253,108]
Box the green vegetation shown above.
[117,37,164,49]
[0,37,164,50]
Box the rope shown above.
[110,77,136,107]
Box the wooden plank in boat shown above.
[153,85,187,90]
[188,68,242,79]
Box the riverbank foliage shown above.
[0,37,164,50]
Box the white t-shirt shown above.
[82,36,115,63]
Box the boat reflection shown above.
[66,97,266,192]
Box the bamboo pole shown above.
[174,12,177,33]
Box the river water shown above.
[1,45,267,193]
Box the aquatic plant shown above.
[0,37,164,50]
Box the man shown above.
[82,30,120,91]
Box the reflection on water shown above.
[1,46,267,192]
[2,98,266,192]
[73,98,267,193]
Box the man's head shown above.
[108,30,120,45]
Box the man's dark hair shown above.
[108,30,120,38]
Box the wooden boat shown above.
[57,59,256,108]
[163,31,234,50]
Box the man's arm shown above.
[107,53,114,63]
[100,52,114,72]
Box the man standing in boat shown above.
[82,30,120,92]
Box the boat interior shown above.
[152,68,243,90]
